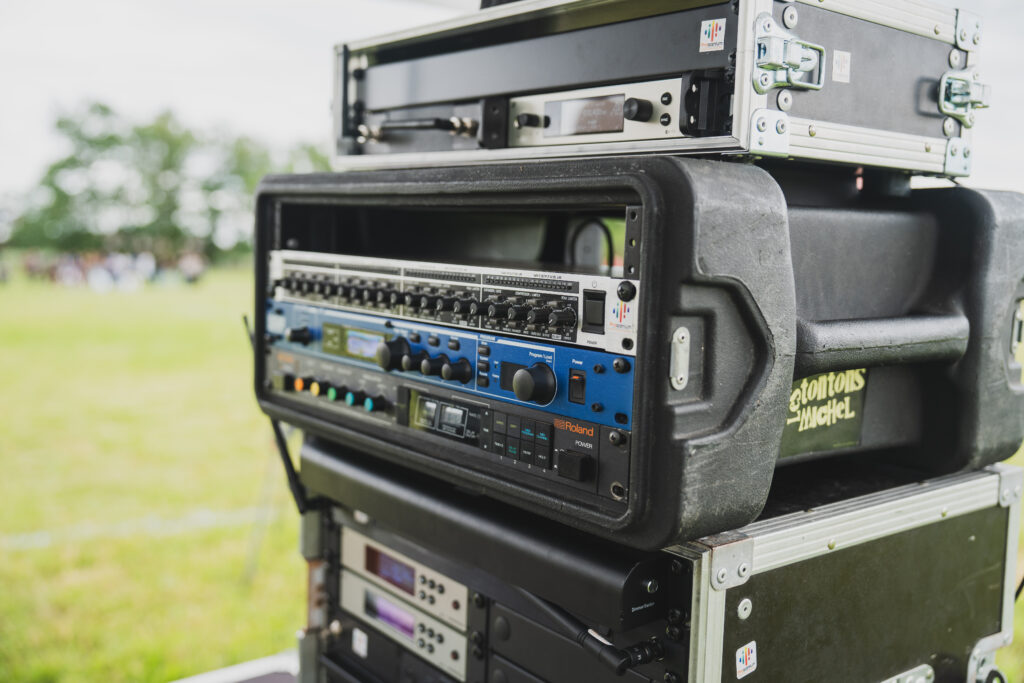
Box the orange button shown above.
[294,377,305,392]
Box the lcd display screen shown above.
[545,95,624,137]
[364,591,416,639]
[346,330,383,360]
[365,546,417,595]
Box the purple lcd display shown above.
[366,546,417,595]
[364,591,416,639]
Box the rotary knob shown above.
[512,363,557,404]
[285,326,313,345]
[404,293,420,309]
[526,307,552,325]
[435,296,456,312]
[507,305,530,322]
[389,291,402,306]
[401,350,428,372]
[376,337,411,371]
[419,295,437,310]
[453,298,477,316]
[469,300,489,316]
[420,354,449,376]
[441,358,473,384]
[548,308,577,328]
[487,302,511,319]
[623,97,654,122]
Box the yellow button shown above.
[310,381,321,397]
[294,378,305,392]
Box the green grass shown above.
[0,266,304,682]
[0,263,1021,681]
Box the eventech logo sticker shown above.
[700,18,726,52]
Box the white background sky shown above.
[1,0,1021,210]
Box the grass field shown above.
[0,266,304,682]
[0,264,1023,681]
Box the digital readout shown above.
[366,546,417,595]
[346,330,383,360]
[545,95,625,137]
[364,591,416,639]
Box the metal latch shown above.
[753,13,825,94]
[939,72,990,128]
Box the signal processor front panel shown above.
[334,0,990,177]
[253,157,1024,550]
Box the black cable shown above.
[243,314,312,516]
[514,587,663,676]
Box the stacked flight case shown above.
[252,1,1024,681]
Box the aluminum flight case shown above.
[334,0,991,177]
[297,438,1021,683]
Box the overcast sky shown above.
[1,0,1020,207]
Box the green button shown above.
[327,387,338,401]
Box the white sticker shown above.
[832,50,852,84]
[736,640,757,679]
[700,18,727,53]
[352,627,369,659]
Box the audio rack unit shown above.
[334,0,990,177]
[254,156,1024,550]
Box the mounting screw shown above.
[667,608,684,624]
[664,672,682,683]
[943,117,957,137]
[716,568,729,584]
[950,144,960,157]
[808,124,817,137]
[756,117,768,132]
[949,49,962,68]
[777,90,793,112]
[759,72,772,89]
[762,18,773,32]
[608,431,627,447]
[472,592,486,608]
[964,146,972,158]
[973,32,981,45]
[967,112,976,127]
[959,28,968,42]
[737,562,750,578]
[782,5,798,28]
[738,598,753,620]
[934,25,941,36]
[329,620,344,636]
[776,119,787,134]
[644,579,660,594]
[827,538,837,550]
[670,559,685,575]
[665,624,684,641]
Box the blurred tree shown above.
[8,102,330,260]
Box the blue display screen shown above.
[365,546,416,595]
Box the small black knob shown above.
[526,307,552,325]
[419,295,437,310]
[487,302,510,319]
[404,293,420,309]
[515,113,548,129]
[507,305,530,322]
[617,280,637,301]
[469,300,489,316]
[453,298,477,316]
[420,354,449,376]
[401,350,428,372]
[512,363,557,404]
[361,288,376,303]
[435,296,456,312]
[441,358,473,384]
[547,309,577,328]
[375,289,391,304]
[376,337,411,371]
[388,291,402,306]
[623,97,654,122]
[285,326,313,345]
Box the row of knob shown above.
[285,375,387,412]
[279,278,577,330]
[376,338,556,404]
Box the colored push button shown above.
[535,422,552,445]
[326,386,341,402]
[492,412,508,434]
[520,419,536,441]
[506,415,521,439]
[534,444,552,469]
[520,441,535,465]
[364,395,386,412]
[345,390,366,406]
[293,377,309,392]
[506,438,521,460]
[492,433,506,456]
[309,381,322,397]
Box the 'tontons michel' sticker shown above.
[700,18,727,52]
[780,368,868,458]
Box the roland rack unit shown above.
[296,440,1021,683]
[253,156,1024,550]
[334,0,990,177]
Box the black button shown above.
[556,450,591,481]
[478,344,491,357]
[492,433,506,456]
[480,434,492,452]
[428,335,440,347]
[506,415,521,438]
[520,419,536,442]
[477,360,490,373]
[506,437,521,460]
[568,369,586,404]
[492,412,508,434]
[582,290,606,333]
[480,409,492,434]
[534,444,551,469]
[408,332,421,343]
[535,422,552,446]
[520,441,535,466]
[477,374,490,388]
[448,339,460,351]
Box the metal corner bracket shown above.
[707,532,754,591]
[955,10,982,52]
[944,137,972,177]
[749,109,790,157]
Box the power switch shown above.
[582,290,606,334]
[568,370,587,404]
[556,450,592,481]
